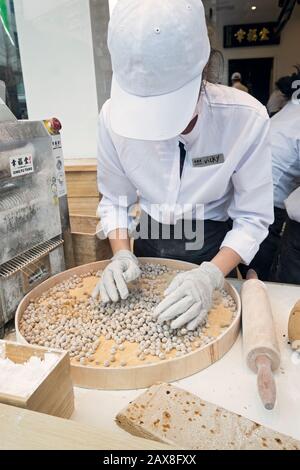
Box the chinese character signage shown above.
[224,22,280,48]
[10,155,34,177]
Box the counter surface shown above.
[72,281,300,442]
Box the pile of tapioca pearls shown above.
[20,264,237,367]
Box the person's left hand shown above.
[153,262,224,330]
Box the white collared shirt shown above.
[97,83,274,265]
[271,101,300,209]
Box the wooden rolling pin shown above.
[241,270,280,410]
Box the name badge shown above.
[192,153,225,168]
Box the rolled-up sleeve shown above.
[221,114,274,265]
[97,105,138,237]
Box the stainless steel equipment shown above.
[44,118,75,270]
[0,99,73,337]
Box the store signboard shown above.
[224,22,281,48]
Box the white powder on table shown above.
[0,350,59,397]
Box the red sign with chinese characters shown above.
[224,22,281,48]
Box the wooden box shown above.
[65,159,100,217]
[70,215,112,266]
[0,341,74,419]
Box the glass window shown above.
[0,0,27,118]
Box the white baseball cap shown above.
[232,72,242,81]
[108,0,211,141]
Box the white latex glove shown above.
[153,262,224,330]
[92,250,141,303]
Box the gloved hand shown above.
[153,262,224,330]
[92,250,141,303]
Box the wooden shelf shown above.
[64,159,97,172]
[64,159,100,218]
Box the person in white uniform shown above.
[244,74,300,282]
[273,97,300,211]
[93,0,274,331]
[267,67,300,117]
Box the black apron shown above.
[272,217,300,285]
[239,207,287,281]
[133,213,233,265]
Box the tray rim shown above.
[15,258,241,390]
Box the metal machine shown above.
[0,98,74,337]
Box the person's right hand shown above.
[92,250,141,303]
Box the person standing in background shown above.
[266,67,300,117]
[244,69,300,282]
[231,72,249,93]
[267,85,288,117]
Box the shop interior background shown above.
[0,0,298,159]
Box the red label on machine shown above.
[10,155,34,177]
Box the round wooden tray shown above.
[16,258,241,390]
